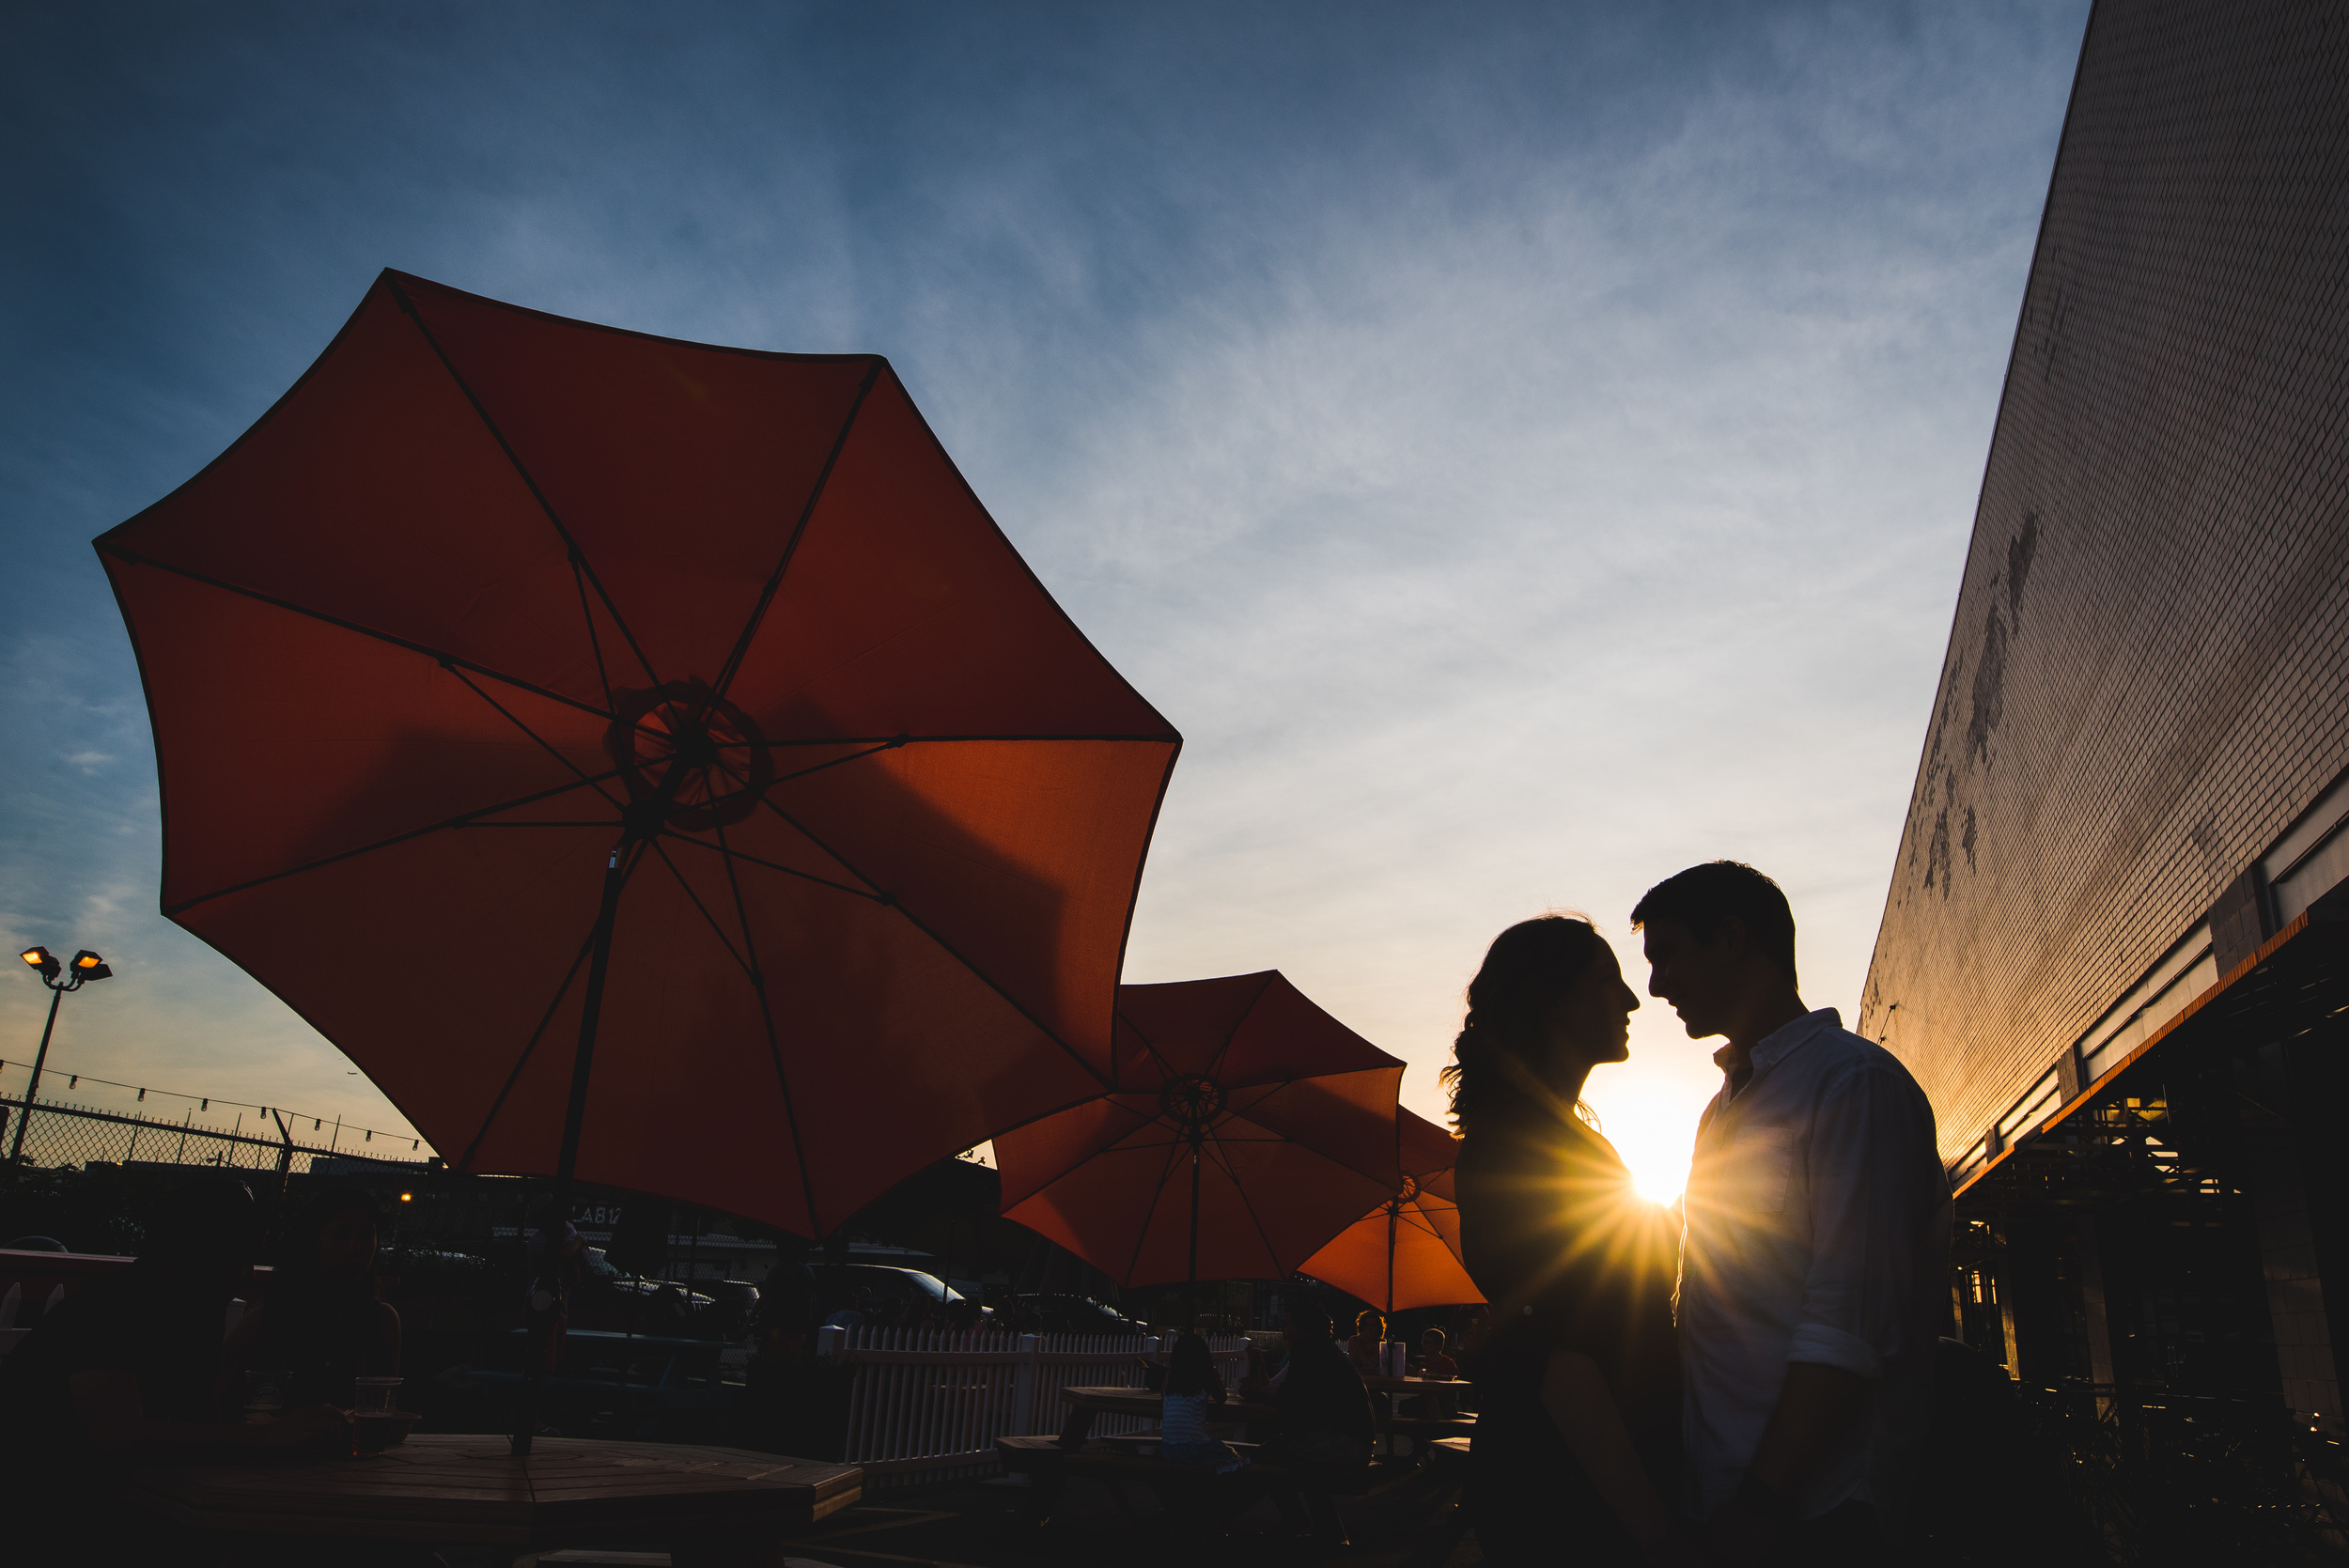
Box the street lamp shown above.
[9,944,114,1166]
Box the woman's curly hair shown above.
[1440,914,1607,1133]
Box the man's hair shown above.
[1284,1295,1333,1335]
[1630,861,1797,981]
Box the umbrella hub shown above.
[1158,1074,1226,1136]
[606,681,777,836]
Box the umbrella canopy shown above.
[1298,1109,1486,1312]
[96,271,1181,1239]
[995,971,1403,1290]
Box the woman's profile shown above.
[1448,914,1692,1567]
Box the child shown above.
[1416,1327,1460,1418]
[1159,1332,1245,1472]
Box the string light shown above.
[8,1060,427,1153]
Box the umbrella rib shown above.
[658,831,884,904]
[1114,1013,1180,1089]
[711,813,826,1238]
[1206,1129,1292,1279]
[451,926,598,1174]
[1205,972,1280,1085]
[767,740,901,790]
[162,771,627,917]
[96,545,614,721]
[1123,1135,1193,1287]
[570,554,617,714]
[640,836,754,978]
[711,359,883,703]
[384,275,663,691]
[444,662,624,808]
[751,794,1113,1089]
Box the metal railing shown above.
[0,1093,431,1177]
[820,1326,1250,1485]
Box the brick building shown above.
[1859,0,2349,1427]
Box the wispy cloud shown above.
[0,1,2088,1192]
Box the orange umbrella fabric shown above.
[996,971,1403,1289]
[1299,1109,1486,1312]
[96,271,1180,1239]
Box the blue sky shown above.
[2,1,2089,1197]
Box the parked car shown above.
[1006,1294,1146,1336]
[567,1247,716,1334]
[810,1263,973,1324]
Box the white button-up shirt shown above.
[1678,1007,1951,1524]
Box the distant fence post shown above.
[815,1324,845,1359]
[1010,1332,1040,1434]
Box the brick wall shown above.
[1860,0,2349,1159]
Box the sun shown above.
[1581,1094,1699,1208]
[1629,1161,1685,1208]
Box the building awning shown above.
[1953,900,2348,1212]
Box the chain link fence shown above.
[0,1092,431,1178]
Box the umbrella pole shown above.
[513,847,628,1457]
[1186,1139,1202,1331]
[1386,1199,1397,1320]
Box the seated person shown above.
[1233,1297,1375,1546]
[1415,1327,1461,1417]
[821,1285,875,1330]
[1345,1308,1387,1377]
[1159,1332,1243,1472]
[0,1181,351,1551]
[225,1180,400,1409]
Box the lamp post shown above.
[9,946,113,1166]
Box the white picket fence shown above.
[817,1326,1250,1485]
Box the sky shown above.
[0,0,2090,1203]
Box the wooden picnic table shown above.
[1058,1384,1277,1436]
[1052,1382,1470,1448]
[1362,1374,1474,1397]
[111,1432,860,1564]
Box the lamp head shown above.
[69,950,111,982]
[21,946,59,981]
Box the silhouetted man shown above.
[1634,861,1949,1568]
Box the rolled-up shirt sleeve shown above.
[1788,1063,1931,1380]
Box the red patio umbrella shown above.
[96,270,1180,1247]
[1297,1109,1485,1313]
[994,971,1403,1306]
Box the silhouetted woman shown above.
[1448,915,1694,1567]
[226,1180,400,1409]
